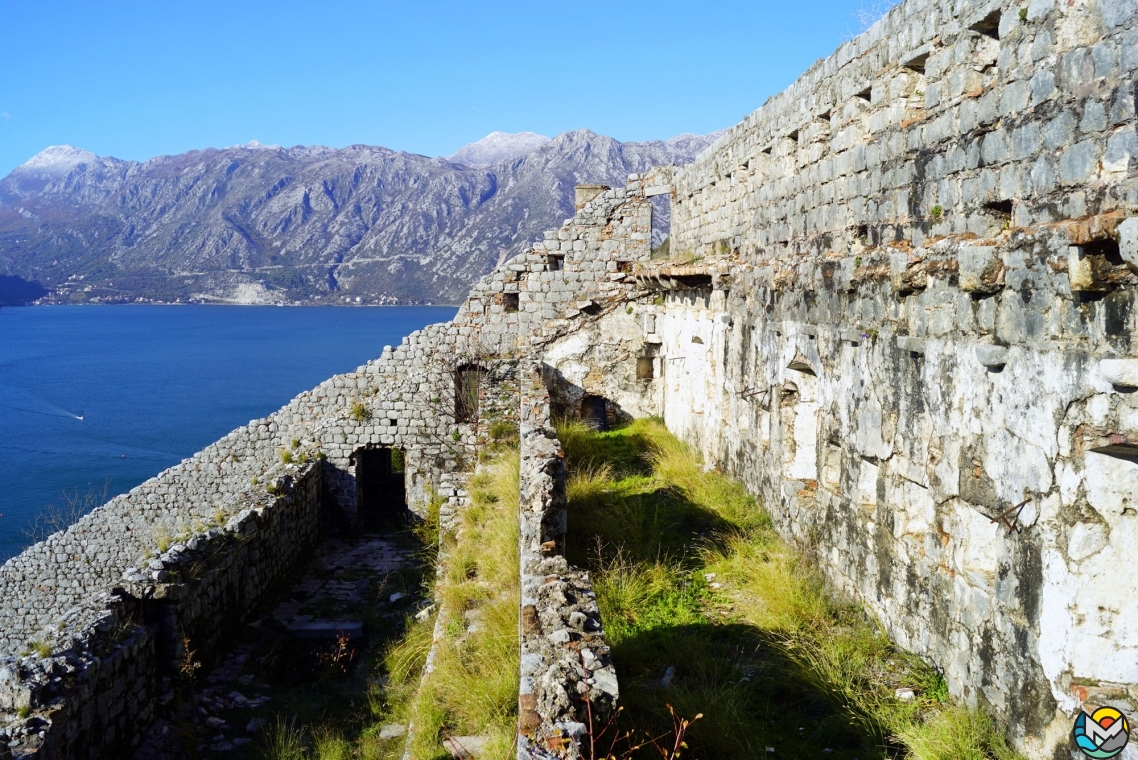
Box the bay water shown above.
[0,305,456,562]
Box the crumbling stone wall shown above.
[619,0,1138,757]
[0,460,321,759]
[518,367,617,760]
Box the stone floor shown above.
[133,535,422,759]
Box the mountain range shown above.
[0,129,722,305]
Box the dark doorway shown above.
[581,395,608,431]
[353,447,406,531]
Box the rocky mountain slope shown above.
[0,130,721,304]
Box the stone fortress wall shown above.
[612,0,1137,757]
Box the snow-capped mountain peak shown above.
[16,145,98,176]
[446,131,551,168]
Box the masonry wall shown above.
[0,461,321,758]
[645,0,1138,757]
[517,368,617,759]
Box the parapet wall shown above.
[672,0,1137,257]
[517,368,617,759]
[0,461,321,758]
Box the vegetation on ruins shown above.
[350,402,372,423]
[20,479,110,544]
[557,418,1023,760]
[382,450,521,759]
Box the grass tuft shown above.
[898,704,1021,760]
[260,717,308,760]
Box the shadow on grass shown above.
[607,622,876,760]
[149,516,437,760]
[558,418,886,759]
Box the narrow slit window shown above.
[904,52,929,74]
[454,364,484,423]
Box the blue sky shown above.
[0,0,895,176]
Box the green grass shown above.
[557,418,1022,760]
[368,450,521,760]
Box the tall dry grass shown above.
[394,450,521,760]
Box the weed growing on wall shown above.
[557,418,1022,760]
[21,479,110,544]
[350,402,371,423]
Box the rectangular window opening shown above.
[547,254,565,272]
[636,357,654,380]
[454,365,484,423]
[502,292,519,312]
[983,199,1013,218]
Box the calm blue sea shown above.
[0,305,456,563]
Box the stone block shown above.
[1101,359,1138,388]
[1068,245,1109,292]
[958,244,1002,293]
[896,336,926,354]
[975,345,1009,368]
[1120,217,1138,270]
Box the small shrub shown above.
[931,205,943,218]
[488,419,518,442]
[251,476,260,486]
[1018,7,1027,21]
[854,255,862,267]
[16,704,30,719]
[626,305,634,314]
[451,429,462,442]
[290,438,301,449]
[350,401,371,423]
[280,448,294,465]
[29,639,51,658]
